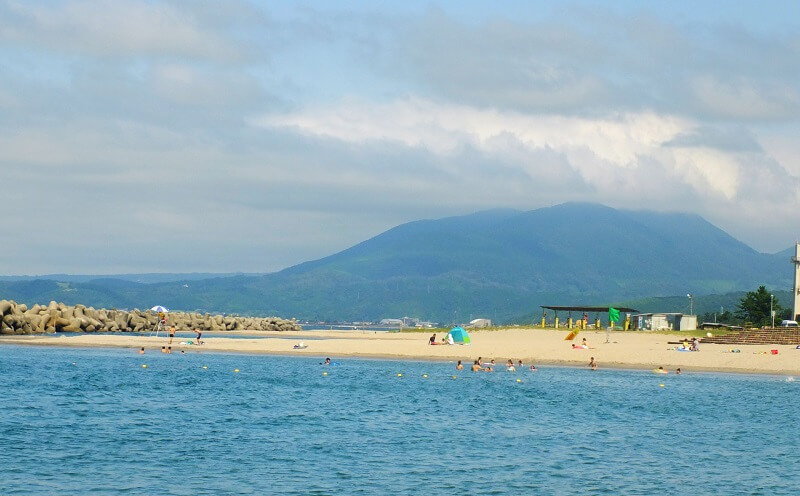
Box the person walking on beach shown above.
[194,328,202,345]
[588,357,597,371]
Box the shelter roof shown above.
[541,305,638,313]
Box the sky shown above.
[1,0,799,275]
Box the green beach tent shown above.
[449,326,471,344]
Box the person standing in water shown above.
[588,357,597,370]
[456,360,464,370]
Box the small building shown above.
[379,318,405,327]
[469,318,492,328]
[632,313,696,331]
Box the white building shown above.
[633,313,696,331]
[469,318,492,328]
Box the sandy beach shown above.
[2,328,798,375]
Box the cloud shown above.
[0,0,260,61]
[370,6,800,122]
[256,96,799,248]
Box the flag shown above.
[608,307,620,323]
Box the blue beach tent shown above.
[449,326,471,344]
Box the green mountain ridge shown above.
[0,203,794,324]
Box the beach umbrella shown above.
[150,305,169,313]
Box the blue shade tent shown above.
[449,326,471,344]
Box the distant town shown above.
[299,316,494,330]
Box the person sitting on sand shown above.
[506,359,516,372]
[456,360,464,370]
[138,347,145,355]
[582,337,589,348]
[690,338,700,352]
[471,360,482,372]
[588,357,597,371]
[429,333,437,345]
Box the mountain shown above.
[0,203,793,323]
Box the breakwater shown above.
[0,299,300,334]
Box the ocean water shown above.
[1,345,798,495]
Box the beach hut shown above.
[449,326,471,344]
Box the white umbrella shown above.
[150,305,169,313]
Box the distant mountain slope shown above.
[0,203,793,323]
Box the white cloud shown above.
[0,0,253,61]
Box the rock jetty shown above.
[0,300,301,335]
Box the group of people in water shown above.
[454,357,537,372]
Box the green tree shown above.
[736,286,784,326]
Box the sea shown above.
[1,345,798,495]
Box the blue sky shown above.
[1,0,799,274]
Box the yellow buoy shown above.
[422,374,428,378]
[234,369,240,373]
[141,364,147,368]
[452,375,457,379]
[202,366,208,369]
[397,373,403,377]
[659,384,665,387]
[323,371,328,376]
[516,378,521,383]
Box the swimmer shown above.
[161,346,167,353]
[456,360,464,370]
[506,359,516,372]
[138,347,145,355]
[517,360,523,368]
[588,357,597,371]
[324,357,331,365]
[529,364,537,372]
[167,346,172,354]
[676,368,681,375]
[471,360,482,372]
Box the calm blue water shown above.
[1,345,798,495]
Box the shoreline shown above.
[1,328,798,376]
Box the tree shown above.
[736,286,784,327]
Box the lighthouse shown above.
[793,243,800,321]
